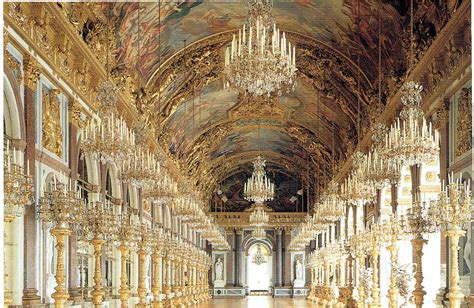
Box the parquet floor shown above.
[195,296,320,308]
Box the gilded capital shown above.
[23,55,41,89]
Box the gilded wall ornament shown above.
[23,55,41,90]
[455,87,472,157]
[42,89,64,157]
[68,99,87,129]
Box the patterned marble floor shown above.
[195,296,319,308]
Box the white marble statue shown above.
[295,259,303,280]
[215,258,223,281]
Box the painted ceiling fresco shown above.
[86,0,456,209]
[210,165,309,212]
[108,0,410,83]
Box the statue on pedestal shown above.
[214,257,225,288]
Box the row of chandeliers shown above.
[79,79,229,250]
[77,2,229,251]
[226,0,296,237]
[288,80,443,251]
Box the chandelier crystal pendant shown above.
[224,0,297,96]
[244,155,275,203]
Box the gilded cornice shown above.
[334,0,471,183]
[211,212,307,228]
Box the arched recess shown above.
[245,240,274,292]
[3,72,25,141]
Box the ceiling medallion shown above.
[224,0,297,96]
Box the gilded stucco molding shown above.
[4,3,187,187]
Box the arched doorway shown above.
[246,243,272,293]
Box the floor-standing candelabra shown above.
[402,199,437,308]
[137,225,153,308]
[117,208,139,308]
[172,239,183,308]
[38,178,85,308]
[350,233,367,308]
[4,142,34,306]
[380,215,404,308]
[162,231,174,308]
[151,226,164,308]
[366,224,382,308]
[432,176,471,308]
[83,199,118,308]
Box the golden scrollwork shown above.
[455,87,472,157]
[42,89,63,157]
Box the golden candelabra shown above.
[117,209,139,308]
[137,225,153,308]
[151,227,164,308]
[350,233,367,308]
[402,198,437,308]
[38,177,85,308]
[82,199,118,308]
[380,215,404,308]
[4,141,34,306]
[366,224,382,308]
[172,242,182,308]
[432,176,471,308]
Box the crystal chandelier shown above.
[4,141,34,218]
[362,149,403,189]
[315,180,345,223]
[252,244,267,265]
[120,146,161,187]
[340,170,376,205]
[81,82,135,165]
[244,155,275,203]
[383,82,439,166]
[251,226,267,239]
[249,204,269,227]
[142,174,178,204]
[224,0,297,96]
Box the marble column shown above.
[235,229,243,287]
[276,229,283,287]
[22,56,41,305]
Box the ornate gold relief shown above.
[42,89,63,157]
[231,94,285,118]
[30,4,53,53]
[456,87,472,157]
[68,98,87,129]
[23,55,41,90]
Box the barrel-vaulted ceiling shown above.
[94,0,452,200]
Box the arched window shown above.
[77,151,91,203]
